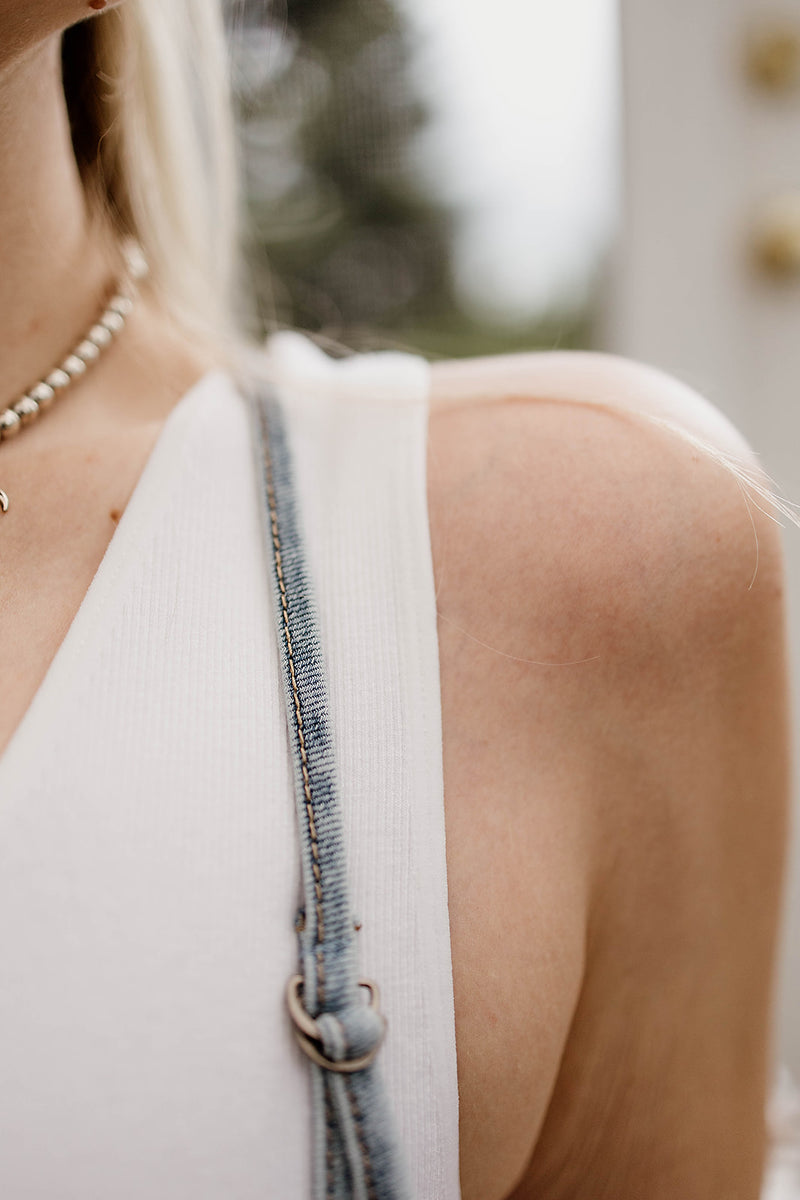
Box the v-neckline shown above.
[0,367,231,786]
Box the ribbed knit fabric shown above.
[0,332,461,1200]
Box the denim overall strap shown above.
[249,383,411,1200]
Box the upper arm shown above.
[517,505,790,1200]
[429,351,791,1200]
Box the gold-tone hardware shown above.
[287,974,324,1042]
[753,193,800,277]
[286,974,386,1074]
[746,21,800,93]
[292,1029,383,1074]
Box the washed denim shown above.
[250,384,411,1200]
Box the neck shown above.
[0,36,118,405]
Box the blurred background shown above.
[229,0,800,1142]
[229,0,617,353]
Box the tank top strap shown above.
[255,333,462,1199]
[250,383,410,1199]
[264,331,429,407]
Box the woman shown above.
[0,2,791,1198]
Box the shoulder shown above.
[427,346,788,858]
[427,349,784,673]
[430,352,791,1194]
[430,347,752,455]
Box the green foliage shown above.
[231,0,585,356]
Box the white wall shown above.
[607,0,800,1071]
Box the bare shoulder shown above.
[429,351,790,1200]
[428,349,779,646]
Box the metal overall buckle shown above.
[286,975,387,1074]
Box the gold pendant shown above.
[0,490,8,513]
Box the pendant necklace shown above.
[0,242,148,515]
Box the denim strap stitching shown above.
[325,1089,335,1199]
[250,384,411,1200]
[260,401,328,1007]
[346,1078,377,1199]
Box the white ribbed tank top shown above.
[0,332,461,1199]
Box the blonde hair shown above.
[62,0,242,342]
